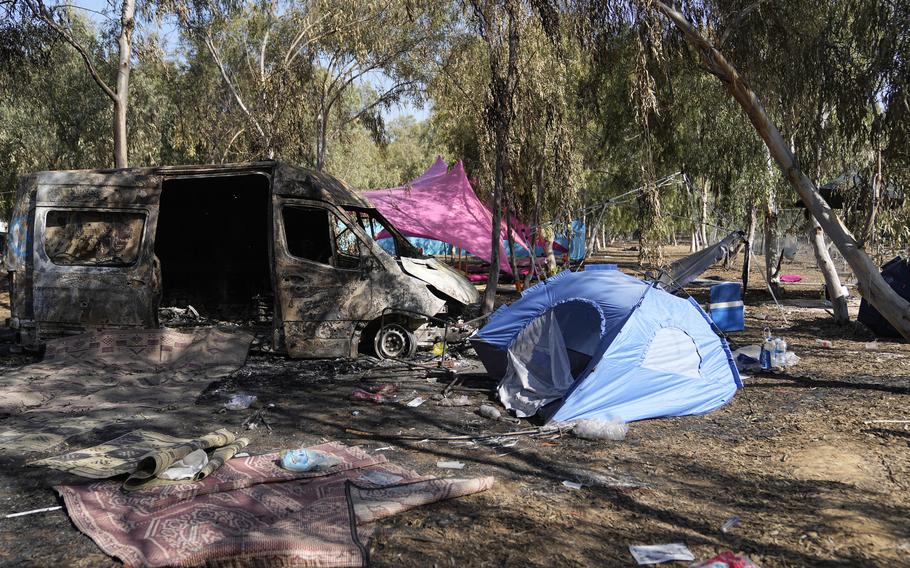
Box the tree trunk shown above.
[113,0,135,168]
[483,137,505,314]
[655,1,910,340]
[810,216,850,323]
[742,205,757,296]
[699,179,709,247]
[504,200,520,284]
[764,205,781,286]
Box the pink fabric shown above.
[365,157,530,274]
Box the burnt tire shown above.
[373,323,416,360]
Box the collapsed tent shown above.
[365,157,530,274]
[470,270,741,422]
[858,256,910,337]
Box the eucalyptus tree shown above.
[180,0,443,168]
[6,0,139,167]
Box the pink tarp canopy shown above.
[365,157,530,274]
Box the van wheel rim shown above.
[375,325,411,359]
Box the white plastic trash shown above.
[158,449,209,480]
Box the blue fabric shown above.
[555,220,586,261]
[377,236,452,255]
[472,270,740,423]
[550,287,740,423]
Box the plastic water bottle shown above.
[760,330,774,370]
[280,449,340,472]
[772,338,787,368]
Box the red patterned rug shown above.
[56,442,494,567]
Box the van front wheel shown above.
[373,324,416,360]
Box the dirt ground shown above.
[1,244,909,567]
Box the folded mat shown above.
[29,428,247,485]
[57,442,494,567]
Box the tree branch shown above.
[25,0,117,101]
[204,33,267,141]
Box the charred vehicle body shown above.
[4,162,480,358]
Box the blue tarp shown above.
[377,236,452,255]
[555,220,586,261]
[470,270,741,423]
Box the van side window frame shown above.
[280,203,374,272]
[40,207,149,269]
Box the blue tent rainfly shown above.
[470,270,741,423]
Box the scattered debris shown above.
[224,393,257,410]
[571,418,628,441]
[437,394,471,407]
[478,404,502,420]
[158,449,209,481]
[720,515,741,533]
[690,550,761,568]
[437,461,466,469]
[280,448,342,472]
[4,506,63,518]
[628,543,695,565]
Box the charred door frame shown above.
[272,195,380,358]
[30,175,162,338]
[156,170,275,326]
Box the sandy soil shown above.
[0,244,908,567]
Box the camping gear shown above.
[858,256,910,337]
[709,282,744,332]
[365,157,531,274]
[655,231,745,293]
[470,270,741,422]
[56,442,494,568]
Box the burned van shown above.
[4,162,480,358]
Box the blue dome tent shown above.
[470,270,741,422]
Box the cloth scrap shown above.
[629,543,695,565]
[57,442,494,568]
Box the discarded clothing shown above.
[56,442,494,568]
[0,328,253,454]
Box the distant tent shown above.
[858,256,910,337]
[365,157,530,274]
[470,270,741,422]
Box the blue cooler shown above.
[709,282,744,331]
